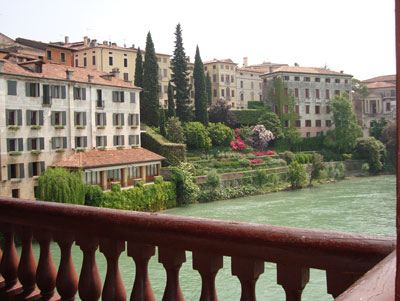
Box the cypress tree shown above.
[142,32,159,126]
[160,109,166,137]
[206,72,212,106]
[171,23,192,122]
[167,81,176,118]
[193,45,208,125]
[134,47,144,119]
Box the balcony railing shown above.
[0,197,396,300]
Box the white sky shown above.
[0,0,395,80]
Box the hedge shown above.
[141,126,186,166]
[232,109,264,125]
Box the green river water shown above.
[24,175,396,300]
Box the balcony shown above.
[42,96,52,107]
[0,197,396,300]
[96,100,105,108]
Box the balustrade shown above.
[0,197,396,300]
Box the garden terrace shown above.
[0,197,396,300]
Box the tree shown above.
[258,111,283,139]
[184,122,212,149]
[134,47,144,107]
[171,23,192,122]
[325,93,362,153]
[142,32,159,127]
[166,117,185,143]
[206,72,212,106]
[171,162,199,204]
[381,122,396,150]
[209,99,237,126]
[355,137,386,174]
[207,123,234,146]
[370,118,387,141]
[159,109,166,137]
[37,167,86,204]
[352,78,369,98]
[287,161,307,189]
[282,127,303,152]
[167,81,176,118]
[193,45,208,125]
[310,153,325,184]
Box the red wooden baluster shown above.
[193,251,223,301]
[0,247,4,290]
[326,270,363,298]
[277,264,309,301]
[99,239,126,301]
[76,236,102,301]
[34,229,57,301]
[0,223,21,296]
[127,242,155,301]
[15,226,39,300]
[158,247,186,301]
[231,257,264,301]
[54,232,78,301]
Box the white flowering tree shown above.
[251,125,275,149]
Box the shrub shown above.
[111,182,121,192]
[250,125,275,149]
[171,162,200,204]
[310,153,326,184]
[280,151,295,164]
[184,122,212,149]
[135,180,144,188]
[232,109,264,125]
[335,162,346,180]
[354,137,386,174]
[166,117,185,144]
[253,170,268,187]
[362,163,370,172]
[208,123,234,147]
[205,169,221,191]
[85,185,104,207]
[154,176,164,185]
[287,161,307,189]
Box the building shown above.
[0,58,163,199]
[204,59,238,108]
[0,33,44,59]
[355,75,396,136]
[236,67,263,109]
[261,65,352,137]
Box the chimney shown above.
[103,40,108,45]
[131,44,135,49]
[110,68,120,78]
[90,39,97,46]
[66,69,74,80]
[294,62,299,67]
[83,36,88,46]
[340,70,344,74]
[243,57,248,67]
[269,66,273,73]
[88,75,94,83]
[0,60,4,72]
[65,36,70,44]
[112,42,117,46]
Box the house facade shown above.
[236,67,263,109]
[261,65,352,137]
[0,58,162,199]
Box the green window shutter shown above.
[6,139,10,152]
[37,83,40,97]
[104,136,107,146]
[25,82,31,96]
[74,112,77,125]
[61,86,66,99]
[40,161,45,174]
[128,114,132,126]
[82,88,86,100]
[121,113,125,126]
[121,135,125,145]
[6,110,9,126]
[95,113,99,126]
[113,113,116,126]
[18,138,23,151]
[40,138,44,150]
[51,137,56,149]
[113,135,117,146]
[26,110,31,126]
[8,80,17,95]
[135,114,139,126]
[121,92,125,103]
[129,135,133,145]
[28,163,33,178]
[27,138,32,151]
[62,111,67,126]
[83,112,87,126]
[51,111,55,126]
[112,91,117,102]
[19,163,25,178]
[63,137,67,148]
[17,110,22,126]
[130,92,135,103]
[103,113,107,125]
[84,137,88,147]
[8,165,11,180]
[39,110,44,126]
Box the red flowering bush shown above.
[249,158,263,164]
[253,150,275,156]
[230,128,247,151]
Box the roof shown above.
[52,148,165,169]
[1,59,140,89]
[236,67,264,73]
[263,65,352,77]
[365,81,396,89]
[204,58,237,65]
[362,75,396,83]
[16,38,74,51]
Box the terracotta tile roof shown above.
[365,81,396,89]
[263,65,352,77]
[1,59,140,89]
[362,75,396,83]
[66,43,171,57]
[52,148,165,169]
[204,58,237,65]
[236,67,264,73]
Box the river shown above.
[24,175,396,300]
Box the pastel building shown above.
[236,67,263,109]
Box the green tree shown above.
[325,93,362,153]
[166,117,185,143]
[184,122,212,149]
[282,127,303,152]
[258,111,283,139]
[167,81,176,118]
[159,109,166,137]
[310,153,325,184]
[206,72,212,106]
[352,78,369,98]
[355,137,386,174]
[287,161,307,189]
[37,167,86,204]
[171,162,199,204]
[209,99,237,127]
[142,32,160,127]
[134,47,143,107]
[370,118,387,141]
[207,122,234,146]
[193,45,209,125]
[171,23,192,122]
[205,169,221,191]
[85,185,104,207]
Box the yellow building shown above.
[203,59,237,108]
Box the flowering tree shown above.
[230,128,246,150]
[250,125,275,149]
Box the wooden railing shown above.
[0,197,396,300]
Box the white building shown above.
[236,67,263,109]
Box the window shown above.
[128,113,139,126]
[213,89,217,97]
[112,91,125,102]
[221,75,224,82]
[75,136,88,148]
[26,110,44,126]
[304,77,310,82]
[326,120,331,127]
[305,89,310,98]
[113,135,125,146]
[345,79,349,84]
[127,167,141,179]
[124,58,128,67]
[294,88,299,98]
[96,136,107,147]
[295,76,300,81]
[163,69,168,78]
[74,112,87,126]
[305,120,311,127]
[284,120,289,128]
[92,55,96,65]
[51,111,67,126]
[8,163,24,180]
[146,164,159,176]
[221,65,224,69]
[7,138,23,152]
[295,120,301,128]
[316,89,320,99]
[306,105,310,114]
[61,53,66,63]
[73,87,86,100]
[113,113,125,126]
[51,137,67,149]
[75,59,78,67]
[109,56,113,66]
[326,90,330,100]
[129,135,140,146]
[83,57,87,67]
[84,171,102,185]
[25,83,40,97]
[47,50,52,61]
[326,78,331,83]
[123,73,129,81]
[231,90,235,97]
[284,105,289,114]
[316,120,321,127]
[306,132,311,138]
[213,74,217,82]
[283,76,289,81]
[12,189,20,198]
[335,90,340,96]
[295,105,299,114]
[221,89,225,97]
[130,92,136,103]
[335,79,340,84]
[315,77,320,82]
[386,102,391,111]
[251,82,254,89]
[95,112,107,126]
[315,105,320,114]
[284,88,288,97]
[52,85,66,99]
[240,93,244,101]
[7,80,17,95]
[163,57,167,63]
[27,138,44,151]
[6,109,22,126]
[213,65,216,70]
[231,76,234,83]
[326,106,330,114]
[28,162,45,177]
[240,81,243,88]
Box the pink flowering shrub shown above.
[230,128,247,150]
[253,150,275,156]
[249,158,263,164]
[249,125,275,149]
